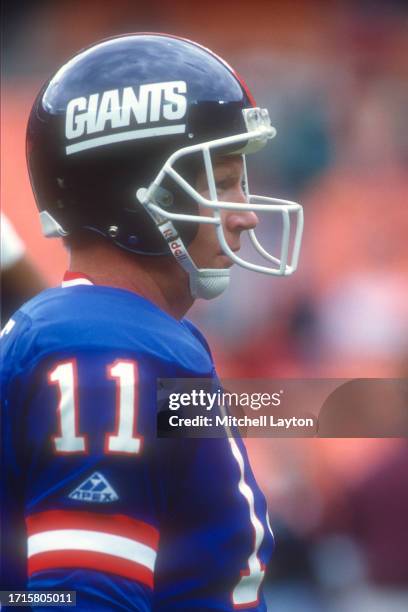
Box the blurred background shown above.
[2,0,408,609]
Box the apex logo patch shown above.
[68,471,119,503]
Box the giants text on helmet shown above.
[65,81,188,152]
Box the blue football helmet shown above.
[27,33,303,299]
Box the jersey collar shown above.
[62,271,94,288]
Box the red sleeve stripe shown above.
[26,510,159,549]
[27,528,156,587]
[28,549,154,588]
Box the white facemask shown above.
[136,107,304,300]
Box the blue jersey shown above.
[1,276,274,611]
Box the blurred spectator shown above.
[1,213,46,325]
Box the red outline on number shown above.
[48,359,88,455]
[232,561,266,610]
[104,359,143,455]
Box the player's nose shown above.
[225,210,259,233]
[225,185,258,232]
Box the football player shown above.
[1,34,303,610]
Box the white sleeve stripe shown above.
[28,529,157,571]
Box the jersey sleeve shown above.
[2,347,168,610]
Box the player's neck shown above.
[68,242,194,320]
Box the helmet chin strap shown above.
[137,188,230,300]
[189,267,230,300]
[157,220,231,300]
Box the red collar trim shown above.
[62,271,94,287]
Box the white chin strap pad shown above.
[136,189,231,301]
[189,268,231,300]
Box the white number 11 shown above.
[48,359,142,455]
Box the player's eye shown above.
[215,179,231,192]
[215,175,243,192]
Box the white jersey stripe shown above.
[28,529,156,571]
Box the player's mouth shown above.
[216,247,240,268]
